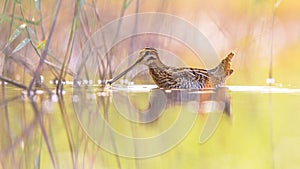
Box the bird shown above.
[106,47,234,89]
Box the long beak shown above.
[106,57,143,85]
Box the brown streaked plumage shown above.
[107,47,234,89]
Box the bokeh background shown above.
[1,0,300,86]
[1,0,300,169]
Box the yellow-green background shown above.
[1,0,300,169]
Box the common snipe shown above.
[107,47,234,89]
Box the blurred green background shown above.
[1,0,300,169]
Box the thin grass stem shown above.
[28,0,62,93]
[30,98,58,169]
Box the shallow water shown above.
[0,85,300,169]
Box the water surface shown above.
[1,85,300,169]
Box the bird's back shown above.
[149,66,211,89]
[148,52,234,89]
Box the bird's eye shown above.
[146,55,156,62]
[145,51,150,55]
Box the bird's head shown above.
[135,47,160,66]
[106,47,160,85]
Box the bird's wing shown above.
[171,68,209,83]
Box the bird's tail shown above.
[209,52,234,77]
[222,52,234,77]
